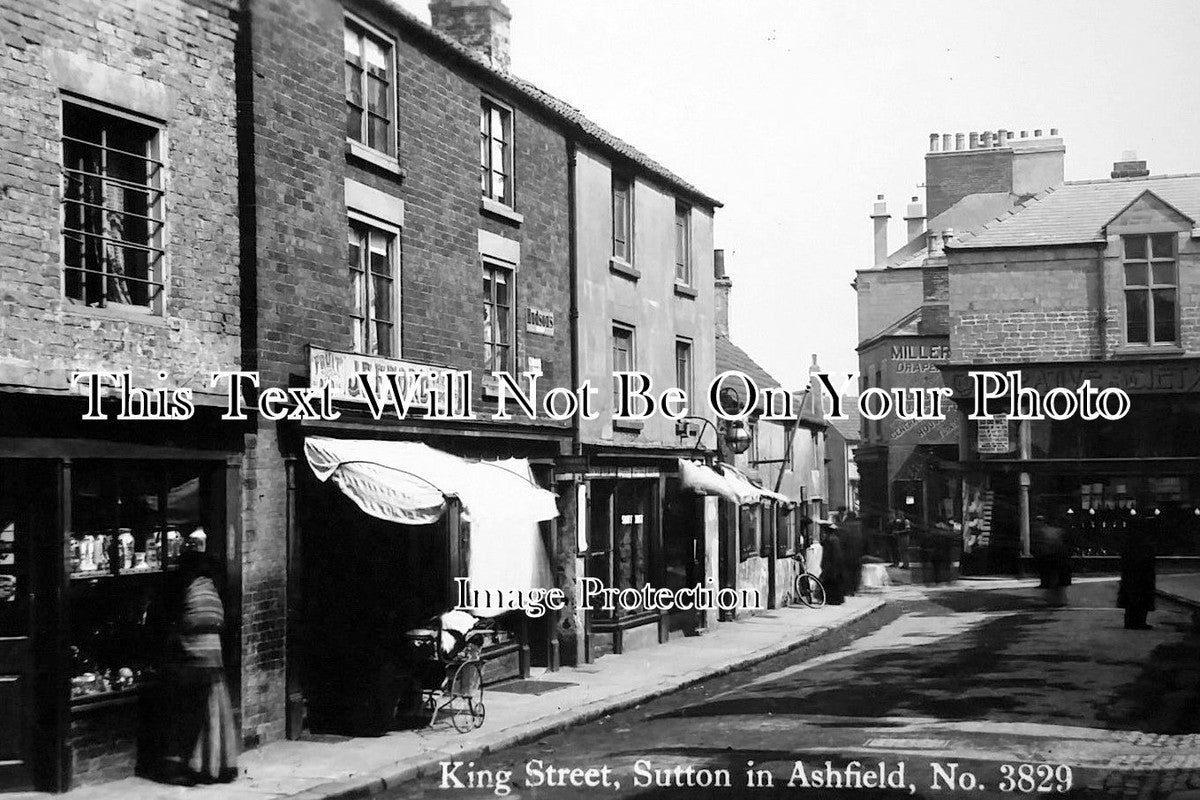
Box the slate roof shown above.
[828,395,861,443]
[875,192,1023,269]
[951,173,1200,249]
[379,0,722,209]
[715,335,780,390]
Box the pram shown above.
[401,610,488,732]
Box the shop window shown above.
[776,505,797,557]
[674,202,692,285]
[344,18,395,157]
[483,261,514,372]
[759,502,775,557]
[739,504,760,561]
[62,100,165,313]
[68,462,222,705]
[348,219,397,357]
[1123,233,1177,345]
[480,98,513,207]
[612,175,633,263]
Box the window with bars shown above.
[62,100,165,312]
[612,175,632,262]
[675,202,692,284]
[480,98,513,206]
[348,219,396,357]
[344,20,395,156]
[483,261,513,372]
[1123,233,1178,345]
[675,337,693,401]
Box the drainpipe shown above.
[1096,246,1108,359]
[566,139,586,665]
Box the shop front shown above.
[0,399,241,792]
[289,432,563,737]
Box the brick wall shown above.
[67,705,138,786]
[240,0,575,742]
[0,0,240,394]
[925,149,1012,221]
[947,246,1103,363]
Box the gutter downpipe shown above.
[566,139,589,665]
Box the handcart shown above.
[402,613,488,733]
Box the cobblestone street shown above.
[387,579,1200,799]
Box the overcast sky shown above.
[396,0,1200,389]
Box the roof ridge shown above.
[379,0,722,208]
[1063,172,1200,186]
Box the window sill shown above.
[62,303,170,327]
[1112,344,1186,358]
[481,197,524,226]
[608,258,640,281]
[673,282,698,299]
[346,139,403,177]
[612,419,644,433]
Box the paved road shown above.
[388,580,1200,799]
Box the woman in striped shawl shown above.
[158,548,238,784]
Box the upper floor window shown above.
[1123,233,1177,345]
[675,202,692,284]
[483,261,513,372]
[674,337,693,401]
[480,99,513,206]
[345,20,395,156]
[612,323,635,408]
[612,175,633,263]
[348,219,396,356]
[62,100,165,313]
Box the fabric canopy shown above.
[677,459,798,506]
[304,437,558,614]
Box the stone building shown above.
[854,129,1065,555]
[0,0,243,789]
[942,159,1200,573]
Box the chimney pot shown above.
[929,133,940,152]
[1050,127,1059,136]
[998,128,1009,147]
[955,133,965,151]
[1020,130,1028,138]
[904,196,926,242]
[871,196,890,266]
[982,131,994,148]
[969,131,980,149]
[714,248,726,279]
[942,133,952,151]
[1034,129,1043,137]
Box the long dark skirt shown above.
[162,668,239,783]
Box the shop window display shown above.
[68,462,220,706]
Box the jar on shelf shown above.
[118,529,134,570]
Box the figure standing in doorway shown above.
[1118,509,1156,630]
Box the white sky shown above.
[396,0,1200,388]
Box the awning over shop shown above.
[304,436,558,615]
[677,459,798,507]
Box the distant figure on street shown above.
[927,519,956,584]
[820,525,846,605]
[1118,510,1156,630]
[888,510,911,569]
[1032,515,1070,604]
[839,510,864,595]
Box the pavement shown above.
[19,594,885,800]
[381,578,1200,800]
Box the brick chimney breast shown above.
[430,0,512,72]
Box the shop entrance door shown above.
[0,464,36,791]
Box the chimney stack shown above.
[713,249,732,338]
[1111,150,1149,179]
[925,126,1065,219]
[430,0,512,72]
[871,195,890,266]
[904,196,925,242]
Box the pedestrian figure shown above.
[820,525,846,605]
[1118,510,1156,630]
[1032,515,1069,604]
[157,549,239,784]
[888,510,911,569]
[839,511,864,595]
[928,519,955,584]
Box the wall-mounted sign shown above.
[893,344,950,374]
[308,346,457,408]
[976,415,1011,454]
[0,523,13,567]
[526,308,555,336]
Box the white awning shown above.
[304,437,558,613]
[678,459,742,504]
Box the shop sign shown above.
[526,308,555,336]
[892,343,950,374]
[976,415,1011,454]
[308,346,456,408]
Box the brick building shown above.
[237,0,722,741]
[0,0,243,790]
[854,130,1065,560]
[942,160,1200,573]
